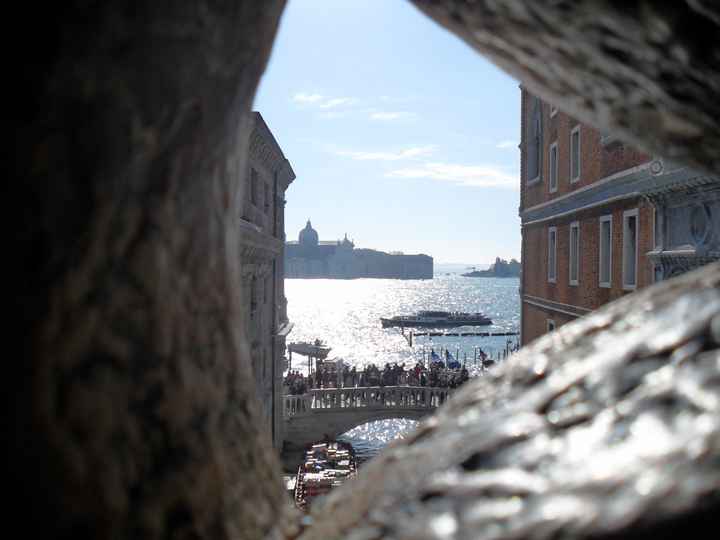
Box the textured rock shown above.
[300,262,720,540]
[9,1,720,540]
[411,0,720,175]
[11,2,292,539]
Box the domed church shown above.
[298,220,319,247]
[285,220,433,279]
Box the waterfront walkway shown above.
[283,386,451,448]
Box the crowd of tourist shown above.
[284,355,485,395]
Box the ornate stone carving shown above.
[650,158,665,176]
[644,171,719,281]
[249,130,284,172]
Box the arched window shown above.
[527,97,542,183]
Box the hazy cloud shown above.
[320,97,355,109]
[292,92,325,104]
[379,95,418,104]
[370,111,414,121]
[386,162,518,189]
[336,146,435,161]
[319,111,350,120]
[496,140,518,149]
[292,93,356,111]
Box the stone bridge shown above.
[283,386,451,448]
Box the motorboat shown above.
[294,441,357,510]
[380,310,492,328]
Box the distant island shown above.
[286,220,433,279]
[462,257,520,278]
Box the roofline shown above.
[251,111,296,182]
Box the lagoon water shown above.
[284,274,520,462]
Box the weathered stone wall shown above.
[11,2,292,538]
[241,112,295,448]
[10,2,720,540]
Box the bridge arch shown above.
[283,386,450,449]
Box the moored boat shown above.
[294,440,357,510]
[380,310,492,328]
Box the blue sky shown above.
[253,0,520,265]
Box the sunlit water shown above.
[285,275,520,463]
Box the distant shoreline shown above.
[460,257,520,278]
[461,272,517,278]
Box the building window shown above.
[599,215,613,288]
[570,125,581,183]
[549,142,558,193]
[623,209,639,289]
[548,226,557,283]
[527,97,542,184]
[250,168,259,206]
[547,319,556,332]
[569,221,580,286]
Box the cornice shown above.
[642,174,720,203]
[522,293,592,318]
[249,130,284,172]
[521,164,712,225]
[249,112,296,185]
[238,218,283,262]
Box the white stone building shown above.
[239,112,294,448]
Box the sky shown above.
[253,0,521,265]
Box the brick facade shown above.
[520,89,655,345]
[521,93,651,210]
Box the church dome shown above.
[299,220,319,246]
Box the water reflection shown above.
[286,275,520,458]
[338,418,419,464]
[286,275,520,371]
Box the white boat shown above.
[381,310,492,328]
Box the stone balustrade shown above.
[284,386,450,418]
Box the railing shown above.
[284,386,451,418]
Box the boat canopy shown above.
[287,341,331,359]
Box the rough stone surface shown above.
[9,1,720,539]
[300,262,720,540]
[411,0,720,176]
[11,2,293,539]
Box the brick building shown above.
[519,90,720,345]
